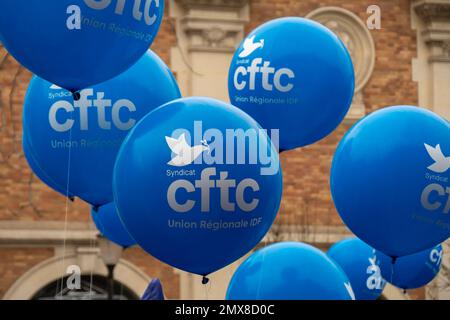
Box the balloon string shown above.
[390,256,397,286]
[57,115,74,298]
[72,91,81,101]
[88,217,94,299]
[202,276,211,300]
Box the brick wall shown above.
[0,247,54,298]
[0,0,422,299]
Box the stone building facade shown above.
[0,0,448,300]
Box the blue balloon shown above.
[331,106,450,257]
[377,244,443,290]
[92,202,136,247]
[113,97,283,275]
[22,135,72,197]
[0,0,163,91]
[226,242,355,300]
[23,50,181,206]
[328,238,386,300]
[228,17,354,151]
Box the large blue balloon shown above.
[22,135,72,197]
[331,106,450,257]
[377,244,443,290]
[226,242,355,300]
[92,202,136,248]
[0,0,163,91]
[113,97,283,275]
[328,238,386,300]
[23,50,181,206]
[228,17,354,151]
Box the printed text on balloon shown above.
[84,0,160,25]
[167,168,260,213]
[421,183,450,214]
[233,58,295,93]
[49,89,136,132]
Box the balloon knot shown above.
[72,91,81,101]
[391,256,398,265]
[202,276,209,285]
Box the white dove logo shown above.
[50,84,63,90]
[239,35,264,58]
[425,143,450,173]
[166,133,210,167]
[344,282,356,300]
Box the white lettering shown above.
[234,59,295,92]
[167,168,260,213]
[49,90,136,132]
[66,5,81,30]
[421,183,450,214]
[84,0,160,25]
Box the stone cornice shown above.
[413,0,450,62]
[0,221,97,246]
[414,0,450,22]
[172,0,250,52]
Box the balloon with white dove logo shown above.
[228,17,355,151]
[376,244,443,290]
[113,97,283,276]
[23,50,181,206]
[0,0,164,92]
[328,238,386,300]
[331,106,450,258]
[226,242,355,300]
